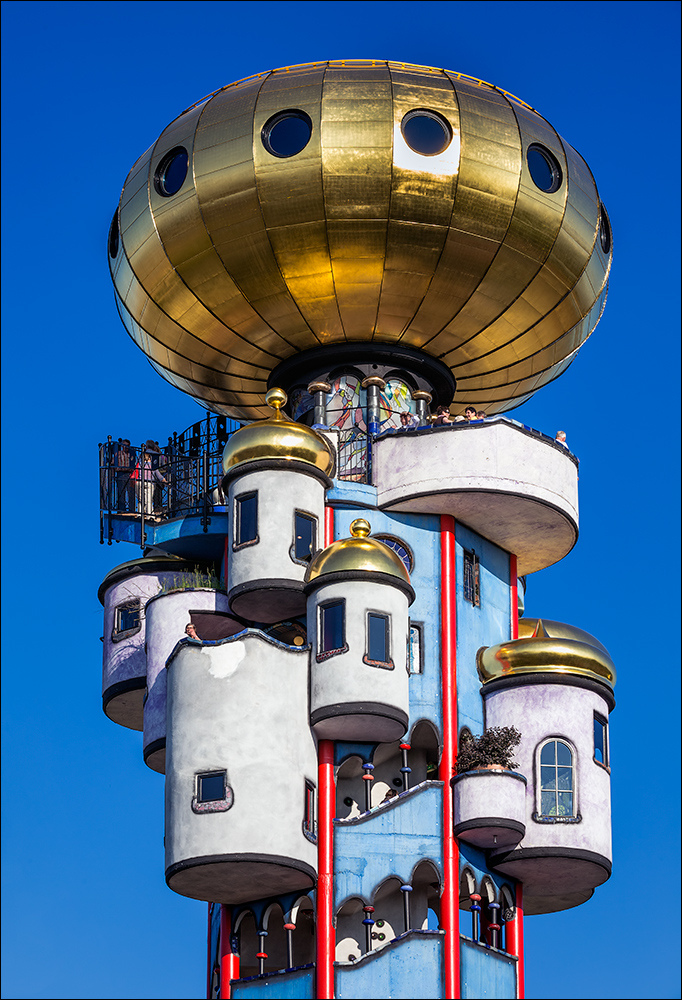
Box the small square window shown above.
[593,714,608,767]
[113,599,141,639]
[463,549,480,606]
[318,600,346,659]
[197,771,227,803]
[294,512,317,562]
[235,492,258,547]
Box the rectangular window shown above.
[319,600,345,657]
[113,599,141,638]
[197,771,227,803]
[303,779,316,840]
[294,512,317,562]
[593,713,608,766]
[463,548,480,606]
[235,492,258,547]
[367,613,389,662]
[409,623,423,674]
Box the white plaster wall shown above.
[143,588,232,766]
[308,580,410,736]
[227,468,326,592]
[165,633,317,880]
[453,771,526,848]
[484,682,612,862]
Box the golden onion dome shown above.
[109,60,612,421]
[477,618,616,689]
[306,518,413,594]
[222,388,335,477]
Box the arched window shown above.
[538,739,575,817]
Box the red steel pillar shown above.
[505,884,525,998]
[317,740,336,998]
[440,515,460,999]
[219,906,240,999]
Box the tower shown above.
[99,60,615,999]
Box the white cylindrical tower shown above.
[305,518,415,742]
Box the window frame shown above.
[317,598,348,662]
[463,548,481,607]
[534,737,580,823]
[363,611,394,670]
[291,510,318,565]
[112,598,142,641]
[408,621,424,675]
[233,490,259,550]
[303,778,317,843]
[593,712,609,769]
[192,768,234,815]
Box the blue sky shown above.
[1,2,680,998]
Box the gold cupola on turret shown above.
[305,518,412,594]
[223,389,334,623]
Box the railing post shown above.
[201,448,210,533]
[400,742,411,790]
[284,922,295,969]
[139,441,146,551]
[362,905,375,953]
[469,893,481,941]
[400,884,413,933]
[362,762,374,811]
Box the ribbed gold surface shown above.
[477,618,616,688]
[111,61,611,420]
[306,519,411,586]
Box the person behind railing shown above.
[399,411,419,430]
[476,411,487,421]
[433,406,452,426]
[184,623,201,641]
[133,450,168,515]
[115,439,136,513]
[464,406,477,422]
[555,430,568,448]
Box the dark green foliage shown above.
[456,726,521,774]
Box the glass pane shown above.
[594,718,605,763]
[402,112,451,155]
[541,790,556,816]
[199,772,225,802]
[557,791,573,816]
[321,602,344,652]
[540,765,556,790]
[264,113,312,157]
[162,149,189,195]
[368,614,388,662]
[295,513,316,561]
[556,742,572,766]
[409,625,422,674]
[540,742,556,765]
[118,605,140,631]
[237,494,257,544]
[557,767,573,790]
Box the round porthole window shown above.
[108,208,119,259]
[599,204,612,254]
[154,146,189,197]
[401,109,452,156]
[526,143,562,193]
[262,110,313,158]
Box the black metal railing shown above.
[99,413,240,545]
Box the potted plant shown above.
[456,726,521,774]
[452,727,526,850]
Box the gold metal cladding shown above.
[477,617,616,688]
[112,61,612,419]
[305,526,411,585]
[222,389,334,475]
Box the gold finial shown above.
[350,518,371,538]
[532,619,550,639]
[265,387,287,416]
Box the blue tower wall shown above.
[336,931,445,999]
[460,939,517,998]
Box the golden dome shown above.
[306,518,413,593]
[477,618,616,688]
[110,61,612,420]
[222,388,335,477]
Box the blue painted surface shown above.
[336,930,444,999]
[455,524,511,738]
[328,480,378,508]
[333,506,443,735]
[104,512,228,559]
[334,781,443,904]
[460,937,517,998]
[231,965,314,999]
[459,842,516,899]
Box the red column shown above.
[317,739,336,999]
[324,504,334,547]
[510,554,518,640]
[207,903,213,1000]
[505,885,525,998]
[440,515,460,999]
[219,905,240,999]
